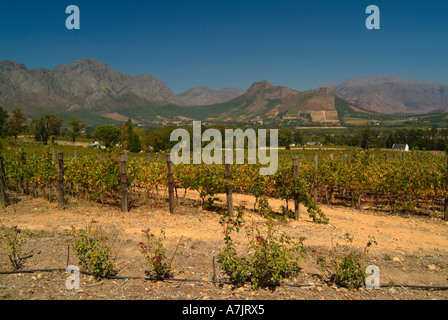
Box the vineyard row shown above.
[1,147,448,221]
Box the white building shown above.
[392,144,409,152]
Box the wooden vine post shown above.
[166,153,175,214]
[293,156,300,220]
[120,153,128,213]
[57,152,64,209]
[225,158,234,217]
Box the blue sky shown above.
[1,0,447,94]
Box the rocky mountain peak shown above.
[246,80,275,95]
[70,58,96,66]
[0,60,27,72]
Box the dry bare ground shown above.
[0,189,447,301]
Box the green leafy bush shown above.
[139,228,183,279]
[317,233,377,290]
[70,220,120,279]
[0,225,27,270]
[187,163,226,209]
[244,219,307,289]
[218,209,307,289]
[217,209,247,286]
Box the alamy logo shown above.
[365,265,380,289]
[66,265,80,290]
[365,5,380,30]
[170,121,278,175]
[66,5,80,30]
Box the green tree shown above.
[67,116,85,145]
[121,118,134,150]
[361,127,374,149]
[93,125,121,148]
[31,114,63,145]
[5,108,27,141]
[120,119,141,153]
[278,128,293,148]
[0,107,9,137]
[293,130,304,146]
[134,127,151,152]
[147,125,177,152]
[129,132,142,153]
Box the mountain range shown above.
[0,58,447,126]
[177,86,246,106]
[0,58,185,111]
[323,77,448,115]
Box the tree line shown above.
[1,106,447,152]
[323,127,448,151]
[0,107,142,152]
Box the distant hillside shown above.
[0,58,186,116]
[164,80,372,123]
[324,76,448,115]
[177,86,246,106]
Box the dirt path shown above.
[0,191,447,300]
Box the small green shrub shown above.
[139,228,183,279]
[0,225,27,270]
[70,220,120,279]
[218,209,307,290]
[317,233,377,290]
[218,209,248,286]
[244,219,307,289]
[257,197,272,217]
